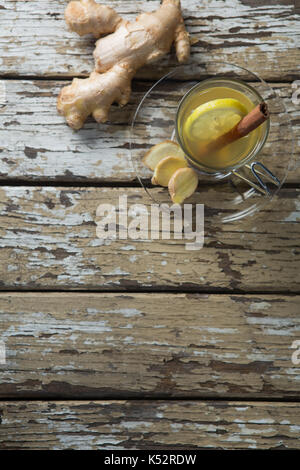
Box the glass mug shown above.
[175,77,280,195]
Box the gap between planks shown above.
[0,181,299,188]
[0,288,300,295]
[0,397,300,403]
[1,75,298,84]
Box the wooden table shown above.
[0,0,299,450]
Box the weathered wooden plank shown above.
[0,186,299,291]
[0,80,298,182]
[0,0,299,80]
[0,401,299,449]
[0,293,299,399]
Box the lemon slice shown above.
[184,98,248,142]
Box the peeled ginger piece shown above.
[152,156,188,187]
[143,140,186,170]
[168,167,199,204]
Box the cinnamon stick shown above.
[197,102,269,157]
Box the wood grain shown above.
[0,186,299,291]
[0,400,299,449]
[0,80,298,183]
[0,293,299,399]
[1,0,299,81]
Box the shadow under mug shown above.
[175,77,280,195]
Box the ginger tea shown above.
[176,80,268,171]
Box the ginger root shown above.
[65,0,121,37]
[58,0,190,129]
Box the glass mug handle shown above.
[232,162,281,196]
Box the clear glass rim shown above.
[175,76,271,174]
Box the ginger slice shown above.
[168,167,198,204]
[151,155,187,187]
[143,140,186,171]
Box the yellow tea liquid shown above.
[178,86,266,170]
